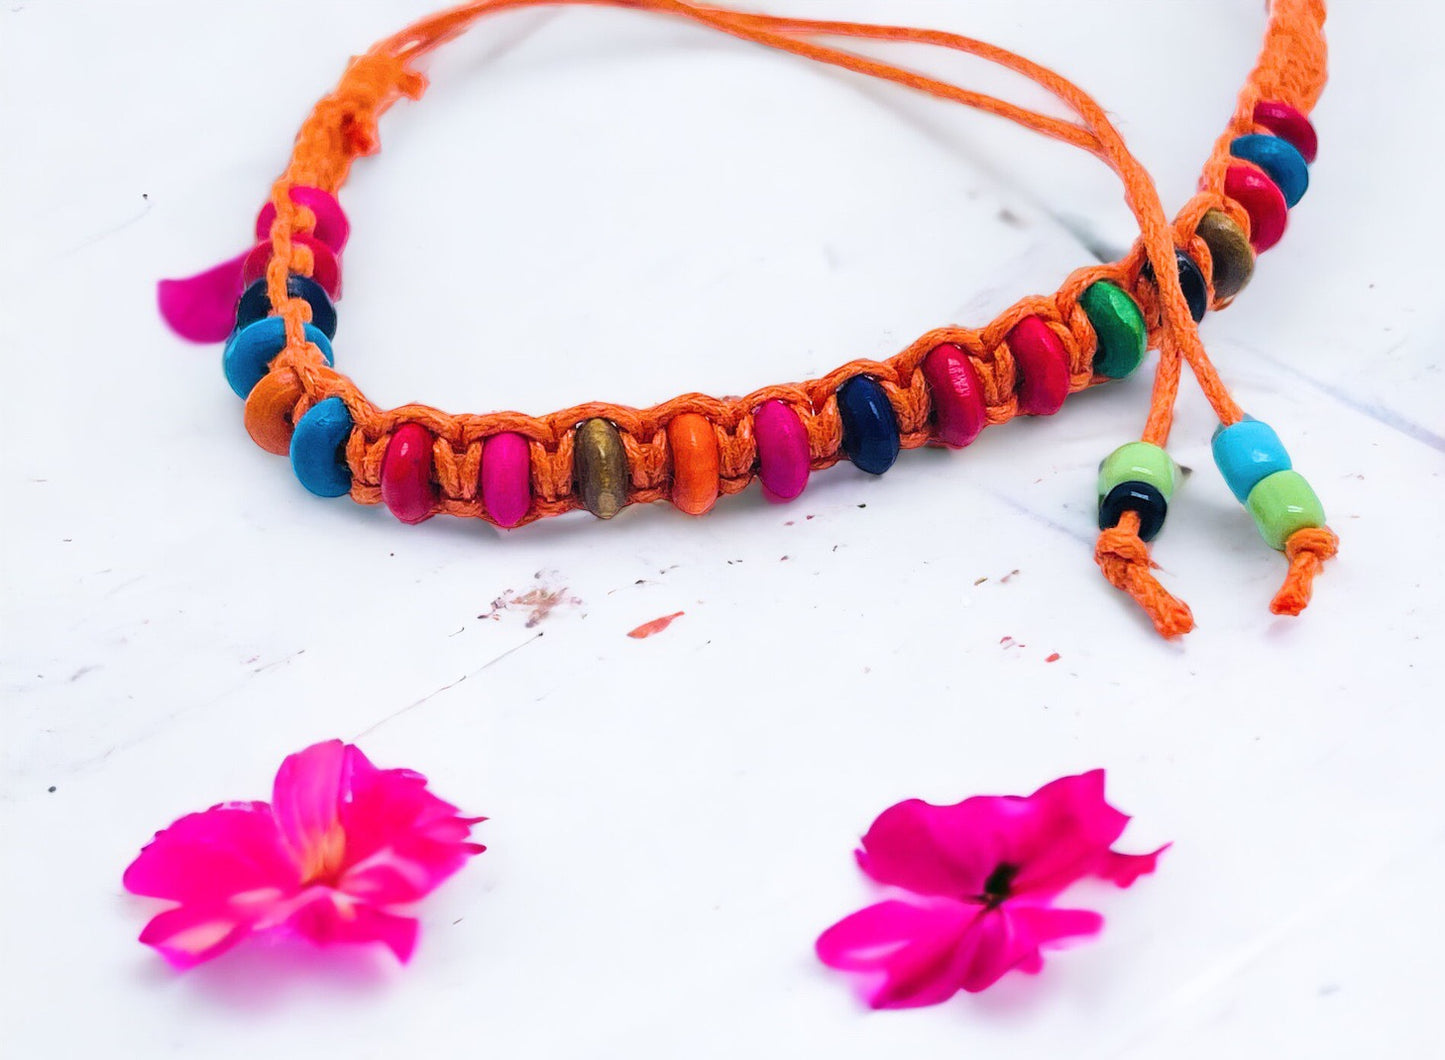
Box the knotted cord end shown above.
[1094,511,1195,638]
[1270,525,1337,616]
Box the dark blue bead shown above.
[235,274,338,340]
[837,376,900,475]
[1098,481,1168,543]
[1229,134,1309,208]
[1142,250,1209,323]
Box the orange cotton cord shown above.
[254,0,1331,635]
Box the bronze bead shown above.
[574,418,629,519]
[1195,209,1255,302]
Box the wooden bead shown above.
[1079,281,1147,379]
[1230,134,1309,208]
[667,413,720,516]
[1195,210,1255,302]
[1224,165,1288,251]
[244,367,304,455]
[1141,250,1209,323]
[235,275,338,340]
[381,423,438,524]
[241,233,342,299]
[223,317,332,398]
[290,397,353,498]
[1246,470,1325,551]
[255,186,350,253]
[481,432,532,528]
[1253,100,1318,164]
[574,418,629,519]
[921,342,987,448]
[1006,316,1070,416]
[837,376,900,475]
[753,400,810,502]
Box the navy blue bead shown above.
[1229,134,1309,207]
[290,396,353,497]
[1142,250,1209,323]
[223,318,334,398]
[1098,481,1168,543]
[837,376,900,475]
[235,274,338,340]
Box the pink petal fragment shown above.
[156,251,247,343]
[1008,770,1135,897]
[958,903,1103,993]
[817,900,983,1009]
[123,801,299,905]
[856,797,1008,898]
[1099,842,1170,888]
[271,740,348,874]
[287,895,420,963]
[137,904,257,969]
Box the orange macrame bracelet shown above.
[159,0,1336,638]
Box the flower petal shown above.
[1008,770,1140,896]
[123,801,299,905]
[957,903,1103,993]
[156,251,248,344]
[271,740,348,872]
[286,893,420,963]
[855,798,1006,897]
[817,899,985,1009]
[137,903,257,969]
[1099,843,1170,888]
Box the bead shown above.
[289,396,353,498]
[1253,100,1318,164]
[921,343,987,448]
[244,367,304,455]
[235,275,338,340]
[1098,481,1168,543]
[753,400,810,502]
[574,418,629,519]
[1141,250,1209,323]
[1212,418,1292,503]
[1224,165,1288,251]
[1006,315,1070,416]
[837,376,900,475]
[255,186,350,253]
[666,413,720,516]
[1098,442,1177,501]
[241,234,342,299]
[222,317,333,398]
[1195,209,1255,301]
[1230,134,1309,207]
[1246,469,1325,551]
[1079,281,1147,379]
[481,432,532,528]
[380,423,438,524]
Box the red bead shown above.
[1005,316,1070,416]
[1252,100,1318,164]
[921,342,987,448]
[1224,165,1288,252]
[381,423,438,524]
[241,234,342,299]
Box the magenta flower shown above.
[816,770,1165,1008]
[123,740,484,968]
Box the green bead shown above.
[1079,281,1147,379]
[1098,441,1177,500]
[1245,470,1325,551]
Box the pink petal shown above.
[1008,770,1141,897]
[156,251,247,343]
[1099,843,1170,888]
[855,798,1004,897]
[286,894,419,963]
[957,903,1103,993]
[123,801,299,905]
[816,900,984,1009]
[137,903,257,969]
[271,740,348,874]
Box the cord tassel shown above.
[1270,525,1337,616]
[1094,512,1195,638]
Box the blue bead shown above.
[235,274,338,339]
[1212,418,1292,503]
[290,396,354,497]
[837,376,900,475]
[222,318,334,398]
[1229,134,1309,207]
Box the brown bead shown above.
[1195,209,1255,302]
[574,418,629,519]
[244,367,304,455]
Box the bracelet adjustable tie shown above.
[158,0,1336,637]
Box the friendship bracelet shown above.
[158,0,1335,637]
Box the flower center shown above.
[980,862,1018,906]
[300,824,348,886]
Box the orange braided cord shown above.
[1094,512,1196,639]
[1271,526,1339,616]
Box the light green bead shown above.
[1245,470,1325,551]
[1098,441,1177,500]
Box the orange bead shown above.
[666,413,720,516]
[244,368,305,455]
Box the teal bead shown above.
[1229,134,1309,208]
[1245,470,1325,550]
[290,396,354,497]
[1098,441,1177,501]
[1212,418,1291,502]
[1079,281,1147,379]
[223,318,333,398]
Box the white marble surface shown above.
[2,1,1442,1057]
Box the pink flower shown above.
[123,740,484,968]
[816,770,1165,1008]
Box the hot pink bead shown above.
[481,432,532,528]
[255,186,350,253]
[753,400,810,503]
[241,233,342,299]
[1252,100,1318,164]
[1224,165,1288,251]
[921,343,988,448]
[381,423,438,525]
[1006,316,1070,416]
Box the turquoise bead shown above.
[1246,470,1325,550]
[290,396,353,497]
[1229,134,1309,208]
[1212,418,1291,502]
[223,318,333,398]
[1079,281,1147,379]
[1098,441,1176,501]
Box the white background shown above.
[3,1,1443,1057]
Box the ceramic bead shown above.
[1224,165,1288,251]
[1098,481,1168,543]
[223,317,333,398]
[1252,100,1318,164]
[667,413,720,515]
[574,418,629,519]
[241,234,342,299]
[235,274,338,340]
[255,186,350,253]
[753,400,810,502]
[1006,315,1070,416]
[481,432,532,528]
[290,396,353,498]
[837,376,900,475]
[1195,209,1255,301]
[1246,469,1325,550]
[921,343,987,448]
[1079,281,1147,379]
[1230,134,1309,207]
[1212,418,1292,503]
[1098,442,1177,501]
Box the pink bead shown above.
[1224,164,1288,251]
[921,343,988,448]
[481,432,532,528]
[381,424,438,525]
[753,400,810,503]
[1006,316,1070,416]
[255,187,350,253]
[1252,100,1318,164]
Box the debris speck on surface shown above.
[1045,652,1061,663]
[481,574,581,628]
[627,611,686,639]
[1000,569,1021,583]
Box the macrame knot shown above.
[334,54,430,156]
[1270,525,1338,616]
[1094,514,1195,639]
